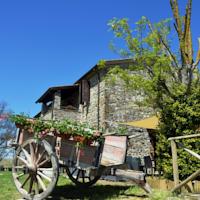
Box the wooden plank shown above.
[116,169,145,180]
[19,130,33,145]
[59,139,99,168]
[172,169,200,192]
[44,135,56,147]
[101,145,126,162]
[116,169,152,193]
[183,148,200,160]
[101,136,127,166]
[103,136,127,148]
[171,140,179,187]
[59,140,76,160]
[168,133,200,141]
[18,129,24,145]
[78,146,98,166]
[81,79,90,104]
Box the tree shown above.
[107,0,200,179]
[0,102,16,161]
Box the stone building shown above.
[35,59,155,160]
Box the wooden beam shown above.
[183,148,200,160]
[171,140,179,187]
[172,169,200,192]
[116,169,152,193]
[168,133,200,141]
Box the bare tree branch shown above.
[193,38,200,68]
[146,19,179,69]
[146,19,180,84]
[170,0,183,37]
[184,0,193,65]
[170,0,188,67]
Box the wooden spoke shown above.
[37,168,53,172]
[37,158,50,168]
[82,170,85,183]
[16,173,25,179]
[21,175,31,188]
[34,143,40,162]
[17,156,29,166]
[29,142,35,162]
[36,175,47,192]
[76,169,81,180]
[22,148,32,164]
[13,139,59,200]
[14,165,25,169]
[36,150,46,165]
[35,177,39,195]
[29,176,34,194]
[71,168,77,176]
[37,171,52,182]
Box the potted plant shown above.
[10,114,33,131]
[33,119,52,138]
[54,120,72,139]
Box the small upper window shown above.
[60,87,79,110]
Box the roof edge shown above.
[36,84,79,103]
[74,58,133,84]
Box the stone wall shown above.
[53,109,80,121]
[41,109,52,120]
[104,79,152,127]
[40,62,155,158]
[41,90,80,121]
[80,71,106,129]
[41,107,80,121]
[103,80,154,158]
[127,127,152,158]
[80,66,154,158]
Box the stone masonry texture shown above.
[41,62,154,159]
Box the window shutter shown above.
[80,80,90,105]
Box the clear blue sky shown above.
[0,0,199,116]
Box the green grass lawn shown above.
[0,171,148,200]
[0,171,21,200]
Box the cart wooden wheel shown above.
[66,166,102,187]
[12,138,59,200]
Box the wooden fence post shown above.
[171,140,179,187]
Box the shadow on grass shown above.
[49,183,148,200]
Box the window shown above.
[60,87,79,110]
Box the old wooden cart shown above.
[12,124,150,200]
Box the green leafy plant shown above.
[149,190,174,200]
[33,119,52,135]
[107,0,200,179]
[10,114,32,130]
[10,114,103,145]
[116,126,128,135]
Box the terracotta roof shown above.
[36,85,79,103]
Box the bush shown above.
[156,88,200,180]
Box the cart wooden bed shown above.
[12,127,151,200]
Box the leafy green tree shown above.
[107,0,200,179]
